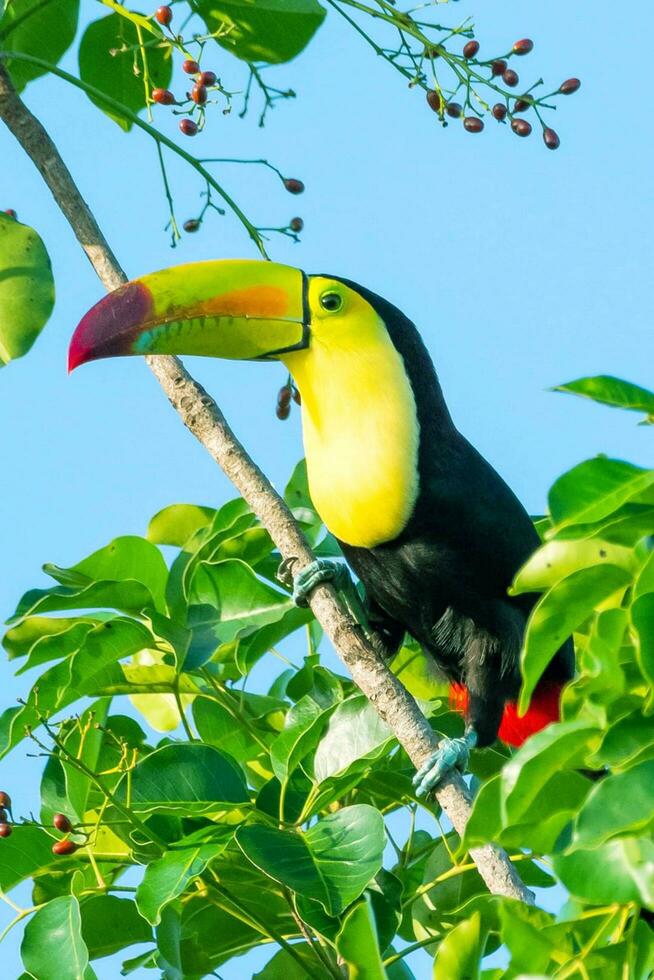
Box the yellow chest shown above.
[283,332,420,548]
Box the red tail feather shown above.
[449,681,563,748]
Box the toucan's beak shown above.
[68,259,309,372]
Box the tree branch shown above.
[0,60,533,905]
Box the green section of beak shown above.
[69,260,308,370]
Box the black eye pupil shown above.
[321,293,341,311]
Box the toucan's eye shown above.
[319,291,343,313]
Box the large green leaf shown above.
[553,837,654,908]
[336,896,386,979]
[253,945,318,978]
[0,824,58,891]
[571,761,654,850]
[548,458,654,532]
[78,13,172,131]
[0,0,79,91]
[0,212,54,364]
[512,537,637,593]
[433,912,484,980]
[136,827,233,925]
[80,895,152,959]
[237,804,385,915]
[21,895,90,980]
[147,504,216,547]
[120,742,249,814]
[190,559,294,642]
[632,593,654,705]
[519,564,630,711]
[554,375,654,424]
[270,674,339,783]
[193,0,326,65]
[313,695,393,783]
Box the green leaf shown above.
[136,827,233,925]
[21,895,89,980]
[11,579,154,620]
[632,593,654,706]
[313,695,393,783]
[0,213,55,364]
[193,0,326,65]
[120,742,249,815]
[499,901,558,975]
[237,804,385,915]
[596,711,654,768]
[571,760,654,850]
[0,824,59,891]
[0,0,79,91]
[147,504,216,547]
[80,895,152,959]
[553,836,654,908]
[190,559,294,642]
[548,458,654,532]
[511,537,637,594]
[78,13,172,131]
[270,676,339,783]
[433,912,484,980]
[553,375,654,424]
[519,564,630,712]
[253,945,318,979]
[336,896,386,979]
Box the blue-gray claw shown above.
[291,559,350,607]
[412,729,478,798]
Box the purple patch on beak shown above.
[68,281,154,371]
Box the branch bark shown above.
[0,61,533,905]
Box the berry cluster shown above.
[276,381,301,421]
[182,173,305,238]
[0,789,80,855]
[425,35,580,150]
[0,790,12,837]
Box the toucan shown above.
[69,259,574,794]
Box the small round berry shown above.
[289,217,303,233]
[52,839,77,856]
[511,118,532,137]
[183,218,200,233]
[559,77,581,95]
[445,102,462,118]
[284,178,305,194]
[53,813,72,833]
[292,386,301,405]
[503,68,519,87]
[277,385,291,409]
[426,90,442,113]
[463,116,484,133]
[3,208,17,219]
[0,823,12,838]
[543,127,560,150]
[463,40,480,59]
[491,59,507,76]
[513,99,530,112]
[199,70,217,87]
[492,103,507,121]
[152,88,175,105]
[155,5,172,26]
[179,118,198,136]
[276,403,290,421]
[182,59,200,75]
[191,84,207,105]
[512,38,534,55]
[0,792,11,809]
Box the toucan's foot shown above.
[289,559,351,608]
[412,728,478,798]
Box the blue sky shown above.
[1,0,653,975]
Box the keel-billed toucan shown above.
[69,259,574,794]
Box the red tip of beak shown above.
[68,281,154,372]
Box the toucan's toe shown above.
[412,729,478,797]
[291,559,349,607]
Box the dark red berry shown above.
[559,77,581,95]
[491,60,507,76]
[284,178,305,194]
[292,386,301,405]
[463,40,480,59]
[199,70,217,87]
[513,99,530,112]
[503,69,519,87]
[543,127,560,150]
[512,38,534,55]
[289,217,303,232]
[511,118,532,137]
[179,118,198,136]
[152,88,175,105]
[0,823,12,838]
[3,208,17,219]
[276,404,290,421]
[155,5,172,26]
[277,385,291,409]
[182,59,200,75]
[492,103,507,121]
[52,839,77,856]
[463,116,484,133]
[0,792,11,809]
[446,102,462,118]
[183,218,200,232]
[191,84,207,105]
[53,813,72,833]
[426,90,442,113]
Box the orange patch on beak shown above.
[192,285,291,320]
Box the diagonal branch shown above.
[0,60,533,905]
